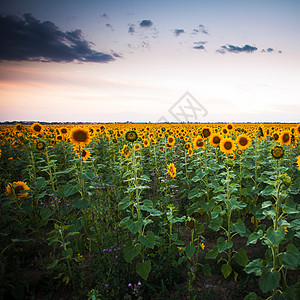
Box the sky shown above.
[0,0,299,123]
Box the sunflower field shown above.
[0,122,299,300]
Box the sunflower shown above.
[185,142,192,150]
[188,148,193,157]
[165,142,174,150]
[60,127,68,135]
[69,127,90,147]
[297,155,300,170]
[220,138,236,155]
[15,124,23,132]
[272,132,280,142]
[226,123,234,131]
[125,130,138,143]
[31,122,44,134]
[202,127,211,139]
[36,140,46,151]
[6,181,30,200]
[134,143,141,151]
[167,135,175,145]
[143,138,150,148]
[79,149,91,161]
[271,145,284,159]
[166,163,176,178]
[236,134,251,150]
[193,136,205,149]
[236,149,243,156]
[296,124,300,136]
[209,134,222,147]
[279,131,291,146]
[121,144,131,158]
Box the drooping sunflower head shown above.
[69,127,90,147]
[220,138,236,155]
[79,149,91,161]
[31,122,44,134]
[279,131,291,146]
[125,130,138,143]
[185,142,192,150]
[236,134,251,150]
[188,148,193,157]
[209,134,222,147]
[271,145,284,159]
[166,163,176,178]
[121,144,131,158]
[6,181,30,200]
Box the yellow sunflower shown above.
[166,163,176,178]
[167,135,175,145]
[220,138,236,155]
[296,124,300,136]
[79,149,90,161]
[209,134,222,147]
[236,134,251,150]
[193,136,205,149]
[125,130,138,143]
[271,145,284,159]
[121,144,131,158]
[31,122,44,134]
[297,155,300,170]
[69,127,90,147]
[6,181,30,200]
[143,138,150,148]
[279,131,291,146]
[202,127,211,139]
[188,148,193,157]
[134,143,141,151]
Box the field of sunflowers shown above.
[0,122,299,300]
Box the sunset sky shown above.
[0,0,299,123]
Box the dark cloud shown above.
[216,44,257,54]
[128,23,135,34]
[174,29,185,37]
[0,14,115,63]
[106,23,113,31]
[139,20,153,28]
[193,41,207,50]
[192,24,209,35]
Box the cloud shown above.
[174,29,185,37]
[106,23,113,31]
[192,24,209,35]
[216,44,258,54]
[0,14,116,63]
[139,20,153,28]
[193,41,207,50]
[128,23,135,34]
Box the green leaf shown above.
[64,184,79,197]
[73,198,89,209]
[221,263,232,278]
[231,219,246,235]
[280,244,300,269]
[47,259,59,269]
[259,270,280,293]
[139,231,155,249]
[124,244,142,262]
[188,188,202,199]
[187,202,200,216]
[126,218,143,234]
[11,238,33,243]
[185,242,196,259]
[169,233,178,241]
[244,259,263,276]
[136,260,151,280]
[264,226,285,247]
[234,248,248,267]
[205,245,218,259]
[62,248,73,258]
[244,292,260,300]
[40,207,52,220]
[118,196,132,210]
[247,230,263,245]
[217,237,233,253]
[202,264,212,276]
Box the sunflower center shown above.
[274,134,279,140]
[282,133,290,143]
[224,141,233,150]
[239,137,248,146]
[14,185,24,195]
[202,129,210,138]
[73,131,88,142]
[61,128,67,134]
[33,124,42,132]
[213,136,221,144]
